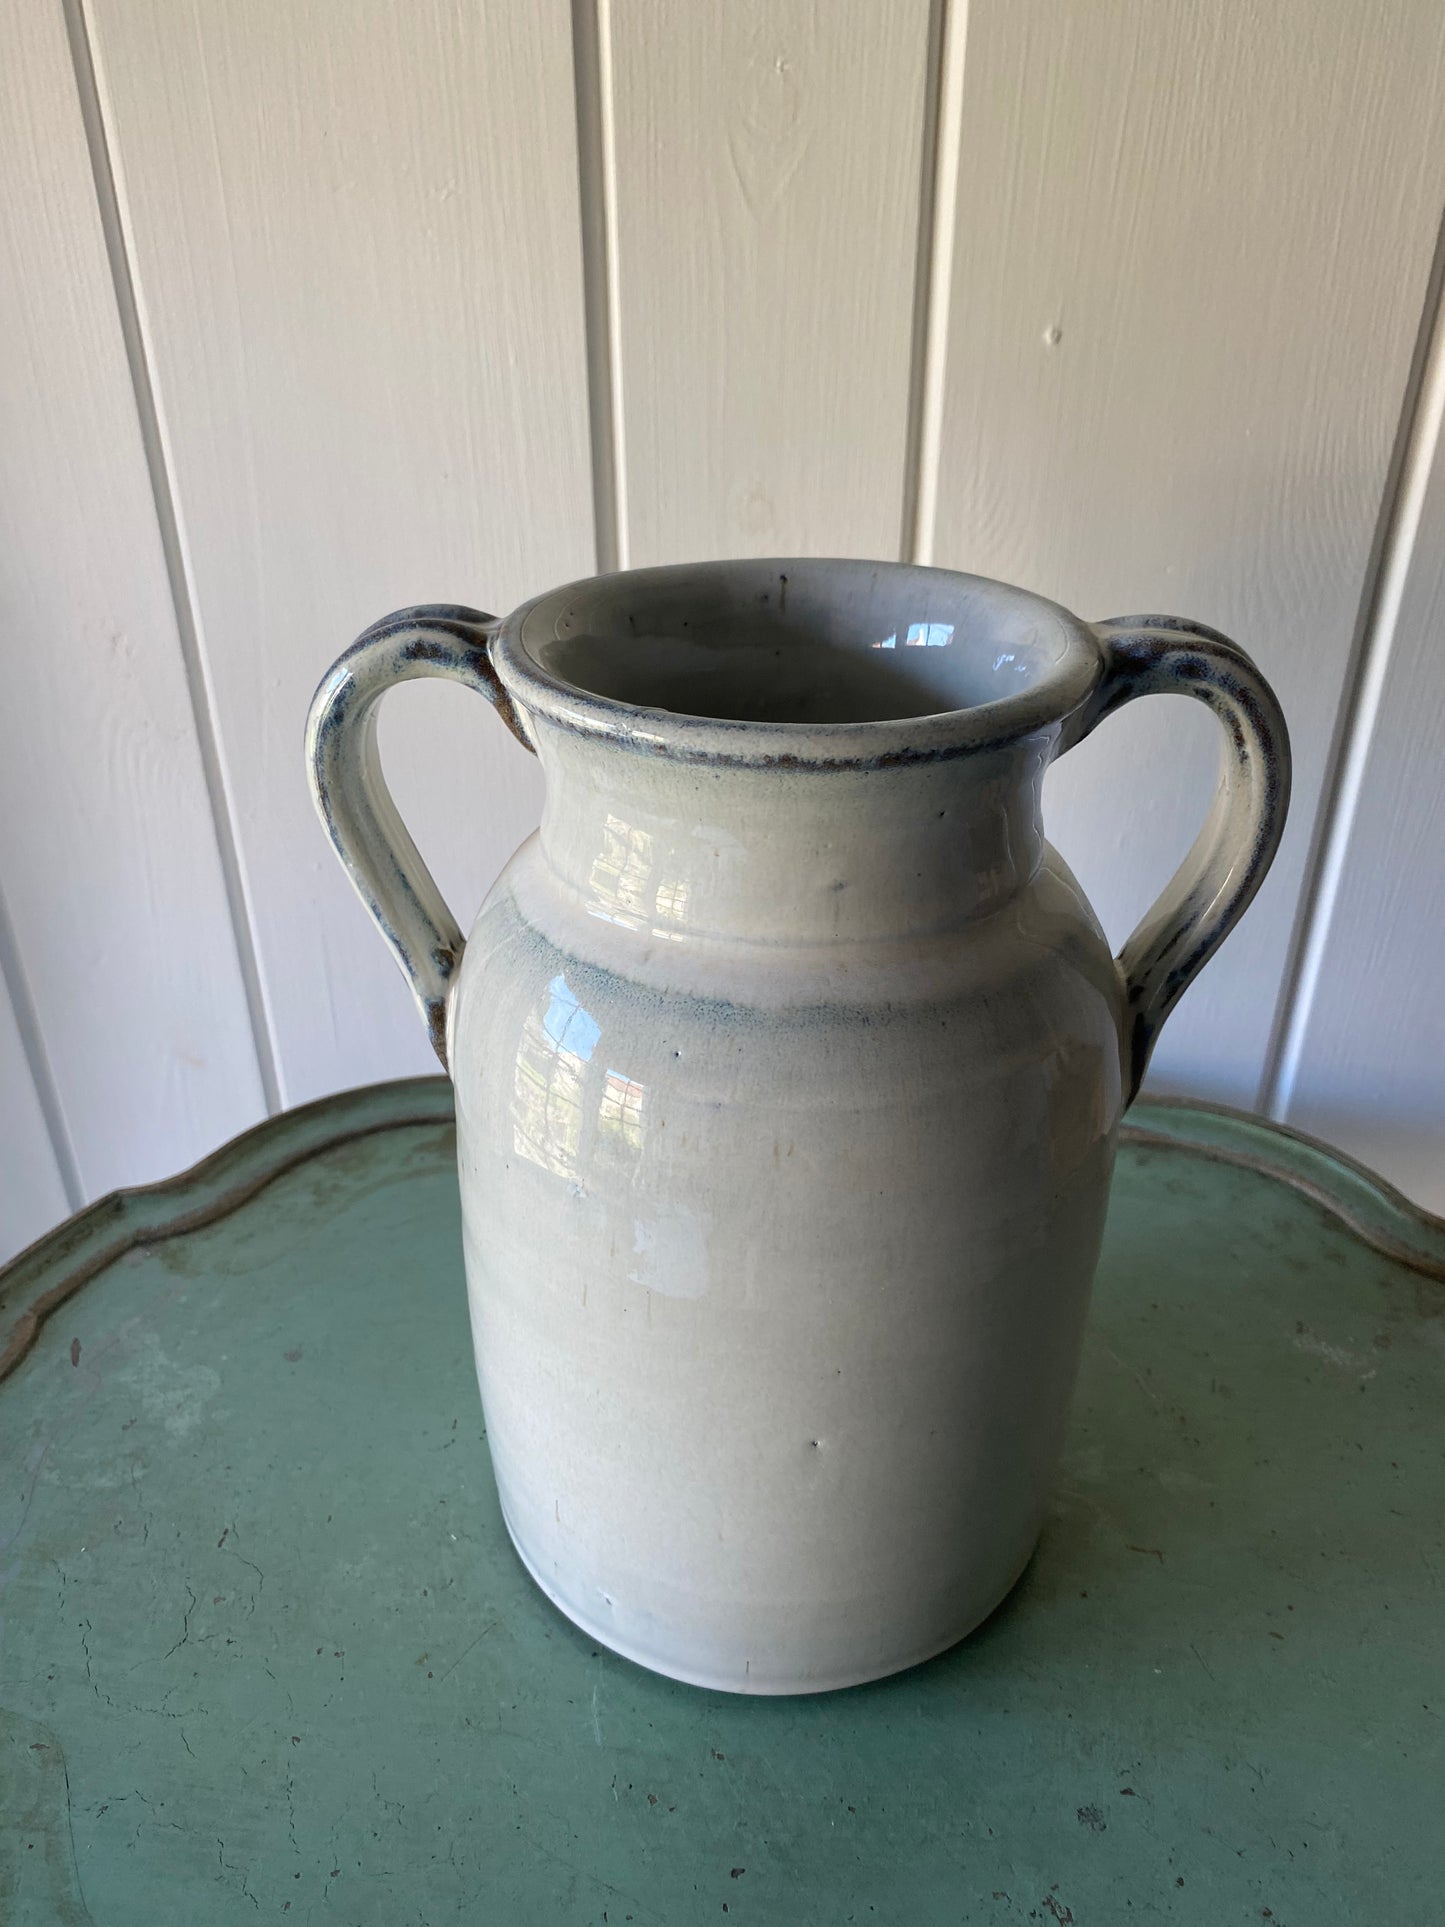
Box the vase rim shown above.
[490,558,1103,770]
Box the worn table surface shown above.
[2,1081,1442,1926]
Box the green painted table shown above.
[2,1082,1442,1925]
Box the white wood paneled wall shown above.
[0,959,69,1255]
[2,0,1444,1259]
[1269,280,1445,1206]
[923,0,1445,1106]
[0,0,267,1214]
[605,1,935,565]
[83,0,590,1111]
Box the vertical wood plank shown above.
[1276,342,1445,1213]
[84,0,595,1106]
[606,0,936,564]
[0,956,70,1263]
[924,0,1445,1104]
[0,0,266,1196]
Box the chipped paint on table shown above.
[1,1082,1441,1923]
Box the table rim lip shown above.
[2,1078,1441,1387]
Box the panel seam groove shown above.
[0,883,84,1212]
[1260,194,1445,1119]
[901,0,968,566]
[571,0,627,573]
[60,0,283,1116]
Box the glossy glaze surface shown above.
[453,754,1121,1690]
[306,559,1290,1691]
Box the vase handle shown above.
[1067,615,1290,1105]
[305,604,535,1073]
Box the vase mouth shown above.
[492,558,1103,770]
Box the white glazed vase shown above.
[307,560,1289,1694]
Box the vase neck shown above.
[529,723,1051,946]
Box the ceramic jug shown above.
[307,559,1289,1694]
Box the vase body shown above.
[453,731,1120,1691]
[307,559,1291,1693]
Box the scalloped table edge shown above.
[3,1079,1442,1387]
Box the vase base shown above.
[499,1510,1037,1697]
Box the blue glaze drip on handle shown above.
[305,605,534,1071]
[1069,614,1291,1101]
